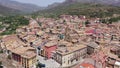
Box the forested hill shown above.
[34,2,120,18]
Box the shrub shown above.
[7,55,11,60]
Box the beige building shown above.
[53,42,87,67]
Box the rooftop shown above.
[11,46,36,59]
[45,41,58,47]
[56,44,87,55]
[80,63,95,68]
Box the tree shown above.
[38,22,42,26]
[7,55,11,60]
[36,62,45,68]
[0,16,29,35]
[0,50,3,53]
[100,19,107,24]
[63,20,66,23]
[0,61,2,66]
[85,20,90,27]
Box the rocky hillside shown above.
[0,0,44,13]
[0,4,21,16]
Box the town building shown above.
[44,41,57,59]
[11,46,36,68]
[53,43,87,67]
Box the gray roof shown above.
[87,42,99,48]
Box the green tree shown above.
[0,50,3,53]
[0,61,2,66]
[7,55,11,60]
[100,19,107,24]
[85,20,90,26]
[36,62,45,68]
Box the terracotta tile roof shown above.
[74,63,95,68]
[29,19,40,28]
[2,35,17,42]
[11,46,36,59]
[58,40,73,47]
[33,38,42,46]
[24,35,37,42]
[2,35,26,51]
[92,51,107,63]
[80,63,95,68]
[45,41,57,47]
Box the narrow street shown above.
[37,56,61,68]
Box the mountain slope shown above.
[0,0,43,13]
[64,0,120,6]
[45,0,120,10]
[35,3,120,18]
[0,4,21,16]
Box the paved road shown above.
[37,56,61,68]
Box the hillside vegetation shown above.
[34,3,120,18]
[0,16,29,35]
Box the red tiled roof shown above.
[92,51,107,64]
[95,29,102,34]
[27,32,35,35]
[85,29,95,34]
[79,63,95,68]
